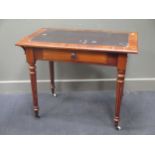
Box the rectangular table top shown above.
[16,28,138,54]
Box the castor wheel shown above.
[115,125,122,131]
[53,93,57,97]
[34,111,40,118]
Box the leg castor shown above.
[114,118,122,130]
[53,93,57,97]
[115,125,122,131]
[34,111,40,118]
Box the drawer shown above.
[35,48,118,66]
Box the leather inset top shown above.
[31,28,129,47]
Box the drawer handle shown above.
[71,52,77,59]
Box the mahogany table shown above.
[16,28,138,130]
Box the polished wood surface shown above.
[34,48,118,66]
[25,48,39,118]
[16,28,138,129]
[114,54,127,126]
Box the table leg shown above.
[29,64,40,118]
[121,70,126,98]
[114,69,125,130]
[25,48,40,118]
[49,61,56,97]
[114,54,127,130]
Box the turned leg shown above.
[29,64,40,118]
[114,69,125,130]
[121,70,126,97]
[114,54,127,130]
[49,61,56,96]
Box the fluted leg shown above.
[49,61,56,96]
[29,64,40,118]
[114,69,125,130]
[114,54,127,130]
[121,70,126,98]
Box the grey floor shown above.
[0,91,155,135]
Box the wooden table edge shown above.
[16,28,138,54]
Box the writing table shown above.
[16,28,138,130]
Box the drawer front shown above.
[35,49,118,66]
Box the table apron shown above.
[33,48,118,66]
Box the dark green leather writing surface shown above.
[32,28,129,46]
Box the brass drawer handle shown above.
[71,52,77,59]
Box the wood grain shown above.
[34,48,118,66]
[25,48,39,117]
